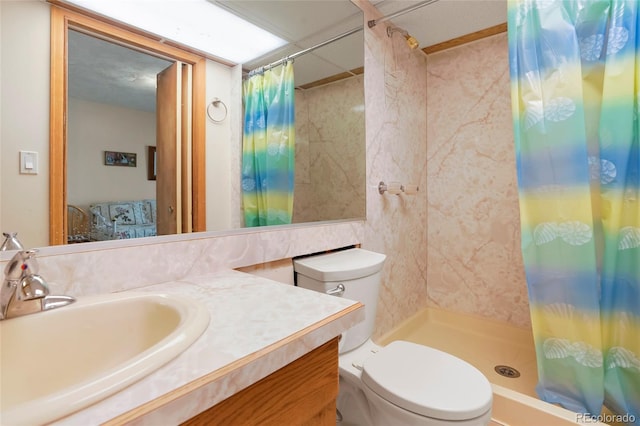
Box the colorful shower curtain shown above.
[242,61,295,227]
[508,0,639,422]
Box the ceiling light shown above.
[60,0,288,64]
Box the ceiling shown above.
[68,30,172,112]
[68,0,507,112]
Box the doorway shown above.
[50,5,206,245]
[67,30,172,241]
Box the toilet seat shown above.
[361,340,492,421]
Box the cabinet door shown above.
[183,338,339,426]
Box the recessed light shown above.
[61,0,288,64]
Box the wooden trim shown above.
[50,7,68,245]
[103,303,362,425]
[49,5,205,63]
[181,63,193,233]
[191,57,207,232]
[182,338,339,426]
[49,5,206,244]
[298,66,364,90]
[295,23,507,90]
[422,23,507,55]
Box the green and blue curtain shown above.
[242,61,295,227]
[509,0,639,421]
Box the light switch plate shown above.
[19,151,38,175]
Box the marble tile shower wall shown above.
[293,75,366,223]
[358,1,429,339]
[425,33,530,328]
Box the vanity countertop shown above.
[51,269,364,426]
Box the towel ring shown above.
[207,98,227,123]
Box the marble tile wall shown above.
[0,221,364,298]
[425,33,530,327]
[356,0,429,339]
[293,75,366,223]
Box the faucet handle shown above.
[21,249,39,275]
[19,274,49,300]
[1,232,24,251]
[4,249,39,280]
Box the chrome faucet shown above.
[1,250,75,320]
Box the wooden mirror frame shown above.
[49,4,206,245]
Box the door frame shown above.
[49,4,206,245]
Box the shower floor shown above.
[377,307,622,426]
[377,307,539,398]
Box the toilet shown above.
[293,248,493,426]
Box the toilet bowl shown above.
[293,249,493,426]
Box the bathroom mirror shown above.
[0,0,365,249]
[51,7,208,245]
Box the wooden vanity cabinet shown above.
[182,337,340,426]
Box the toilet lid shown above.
[361,341,492,421]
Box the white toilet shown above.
[293,248,493,426]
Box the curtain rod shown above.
[247,0,439,77]
[247,26,363,77]
[368,0,440,28]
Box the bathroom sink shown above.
[0,291,210,425]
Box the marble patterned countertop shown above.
[51,269,364,425]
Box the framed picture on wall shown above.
[147,146,156,180]
[104,151,137,167]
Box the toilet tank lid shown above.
[293,248,386,282]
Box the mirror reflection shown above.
[0,0,365,249]
[67,30,173,242]
[49,6,207,246]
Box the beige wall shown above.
[425,33,530,327]
[0,1,50,248]
[67,98,156,209]
[293,74,366,223]
[205,60,236,232]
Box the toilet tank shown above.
[293,248,386,353]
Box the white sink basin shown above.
[0,291,209,425]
